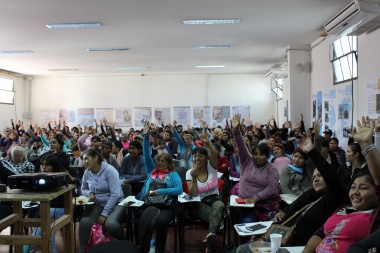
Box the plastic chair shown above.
[88,206,160,253]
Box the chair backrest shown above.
[138,206,160,253]
[121,184,132,198]
[173,159,193,170]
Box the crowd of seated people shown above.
[0,114,379,253]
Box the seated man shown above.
[0,146,35,184]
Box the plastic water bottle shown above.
[149,238,155,253]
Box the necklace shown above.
[255,162,267,170]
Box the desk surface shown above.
[0,185,74,201]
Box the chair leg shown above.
[174,222,177,253]
[9,225,14,253]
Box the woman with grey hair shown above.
[0,145,35,184]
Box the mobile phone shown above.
[246,224,266,231]
[184,195,193,200]
[126,201,135,206]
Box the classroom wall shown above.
[9,73,276,130]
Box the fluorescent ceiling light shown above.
[190,45,231,49]
[183,19,240,25]
[117,67,149,70]
[46,22,102,29]
[87,48,129,52]
[48,69,78,71]
[0,50,34,55]
[195,65,226,68]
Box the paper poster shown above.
[95,108,113,123]
[154,107,171,126]
[66,109,77,129]
[173,106,191,126]
[115,107,132,127]
[367,80,380,119]
[41,109,58,126]
[193,106,211,127]
[232,106,250,123]
[134,107,152,127]
[77,108,95,127]
[212,106,230,127]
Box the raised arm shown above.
[142,121,155,174]
[232,114,252,165]
[199,129,217,169]
[352,116,380,185]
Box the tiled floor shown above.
[0,223,232,253]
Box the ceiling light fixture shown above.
[190,45,231,49]
[45,22,103,29]
[48,69,78,71]
[195,65,226,68]
[117,67,149,70]
[183,19,240,25]
[0,50,34,55]
[87,48,129,52]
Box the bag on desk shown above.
[87,223,111,251]
[262,224,295,246]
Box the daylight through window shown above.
[0,77,15,104]
[331,36,357,84]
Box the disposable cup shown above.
[270,233,282,252]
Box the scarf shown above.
[288,164,303,174]
[151,168,169,180]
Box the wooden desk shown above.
[0,185,74,253]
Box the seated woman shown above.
[79,148,125,253]
[302,117,380,253]
[186,129,225,253]
[119,140,147,196]
[280,149,313,196]
[231,114,280,243]
[336,142,368,190]
[101,141,120,171]
[329,137,346,165]
[134,121,182,253]
[0,146,35,184]
[173,120,196,160]
[30,154,70,253]
[271,143,291,173]
[111,140,128,168]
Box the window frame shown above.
[0,77,15,105]
[331,36,358,85]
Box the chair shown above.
[179,178,230,253]
[88,206,160,253]
[121,184,133,240]
[173,159,193,171]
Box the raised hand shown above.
[142,121,151,135]
[352,116,374,147]
[232,114,241,131]
[299,137,314,154]
[313,118,321,135]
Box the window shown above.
[331,36,357,84]
[271,78,283,100]
[0,77,15,104]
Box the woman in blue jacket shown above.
[134,121,183,253]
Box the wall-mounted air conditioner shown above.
[324,0,380,36]
[264,68,288,79]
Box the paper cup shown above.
[270,233,282,252]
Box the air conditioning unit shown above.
[324,0,380,36]
[264,68,288,78]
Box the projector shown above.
[8,172,68,190]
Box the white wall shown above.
[11,73,275,130]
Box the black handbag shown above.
[201,194,220,206]
[142,180,173,208]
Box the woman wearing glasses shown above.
[134,121,183,253]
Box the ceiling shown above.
[0,0,352,77]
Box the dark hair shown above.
[243,135,253,142]
[321,139,330,148]
[192,147,209,157]
[51,135,64,151]
[129,141,142,151]
[84,148,104,164]
[253,143,270,158]
[272,143,284,150]
[329,137,339,145]
[102,141,112,149]
[212,143,221,152]
[91,135,101,142]
[112,140,123,150]
[348,143,366,163]
[351,171,375,187]
[24,132,31,138]
[293,148,308,160]
[41,154,65,172]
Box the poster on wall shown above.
[95,108,113,123]
[59,109,67,125]
[173,106,191,126]
[77,108,95,127]
[317,91,322,121]
[336,85,353,138]
[232,106,250,123]
[193,106,211,127]
[66,109,77,128]
[366,79,380,119]
[312,93,317,120]
[154,107,171,126]
[212,106,230,127]
[134,107,152,127]
[115,107,132,127]
[41,109,58,126]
